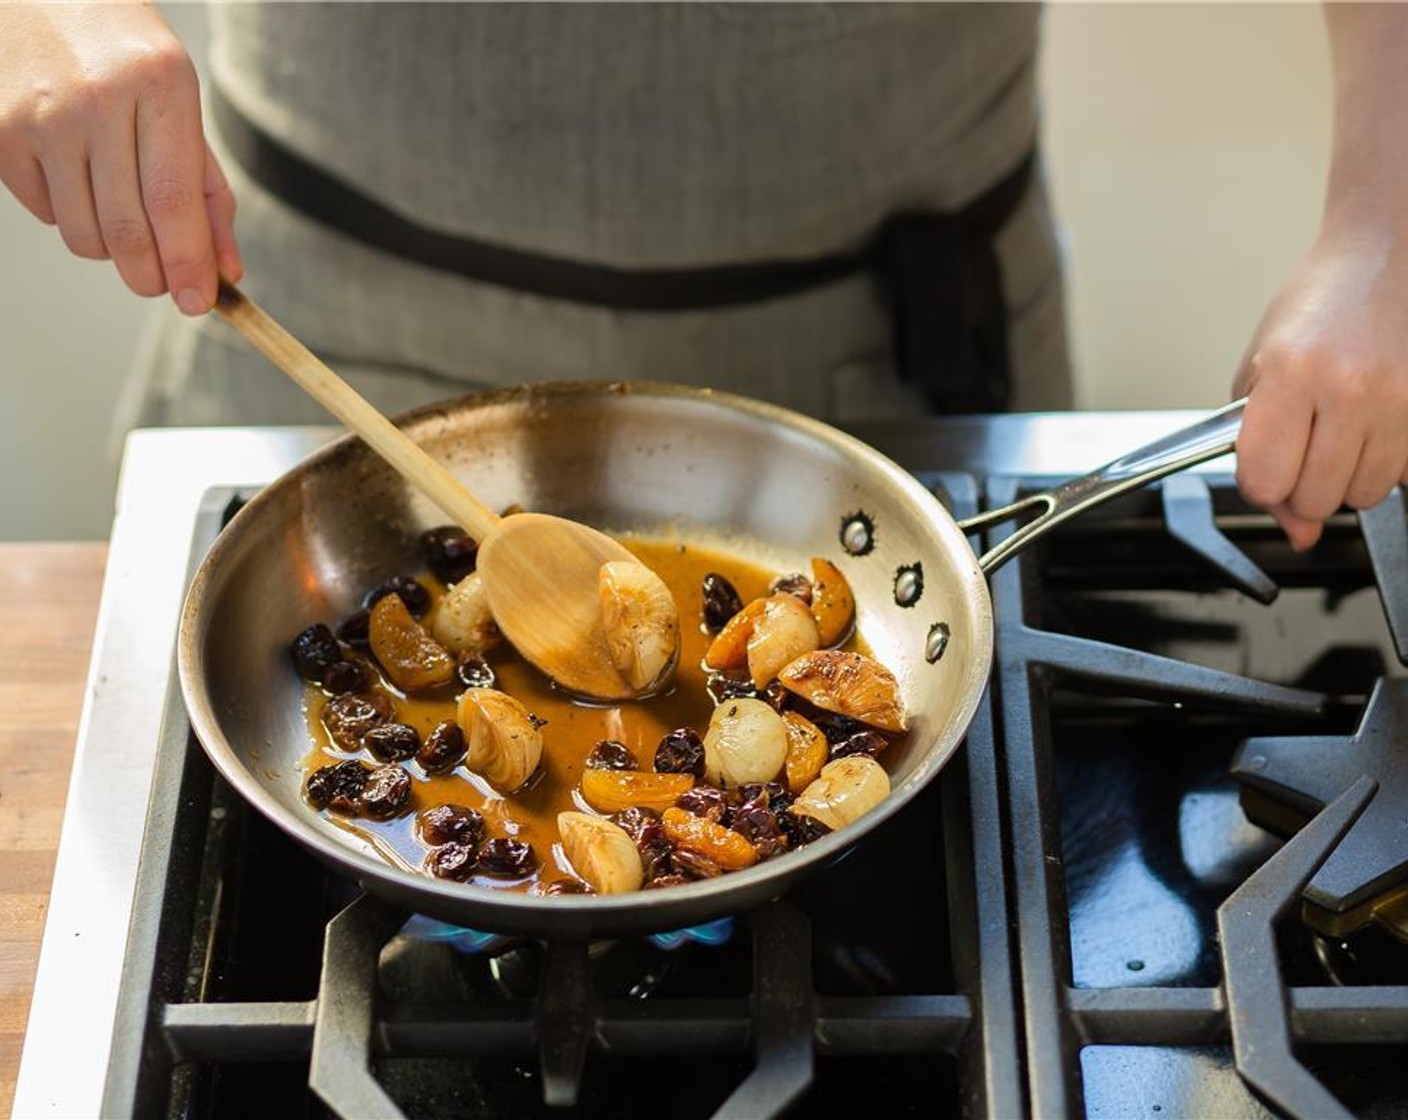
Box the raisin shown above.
[586,739,637,771]
[304,760,369,813]
[644,874,691,890]
[759,680,792,713]
[322,659,371,696]
[701,573,744,632]
[363,575,431,617]
[417,721,467,774]
[829,730,889,761]
[674,848,723,880]
[475,838,536,878]
[706,674,758,705]
[290,624,342,682]
[653,727,705,777]
[359,765,412,820]
[543,879,590,896]
[421,525,479,585]
[322,692,393,752]
[363,722,421,762]
[427,842,477,882]
[780,811,832,847]
[675,785,728,825]
[416,803,484,847]
[335,609,371,651]
[769,572,814,605]
[455,651,496,690]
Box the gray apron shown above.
[125,2,1071,430]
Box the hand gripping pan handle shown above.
[956,398,1247,574]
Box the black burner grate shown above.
[985,473,1408,1119]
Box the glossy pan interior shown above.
[178,381,993,938]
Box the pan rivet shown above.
[894,563,923,608]
[925,622,950,664]
[840,512,875,556]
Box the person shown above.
[1,4,1404,552]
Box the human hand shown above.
[1233,227,1408,551]
[0,2,241,314]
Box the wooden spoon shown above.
[213,281,672,701]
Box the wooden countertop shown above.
[0,543,106,1116]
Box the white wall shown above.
[1,3,1333,540]
[1041,3,1331,409]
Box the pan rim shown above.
[177,379,994,926]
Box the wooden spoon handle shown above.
[214,281,500,541]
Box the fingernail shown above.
[176,287,209,315]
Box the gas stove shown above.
[14,413,1408,1118]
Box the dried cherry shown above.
[673,848,723,880]
[363,722,421,762]
[455,651,496,690]
[417,720,466,774]
[322,659,371,695]
[475,838,536,878]
[675,785,728,825]
[416,804,484,847]
[290,624,342,682]
[706,674,758,704]
[701,573,744,632]
[829,730,888,761]
[644,874,691,890]
[335,609,371,650]
[363,575,431,617]
[322,692,393,753]
[421,525,479,585]
[769,572,814,605]
[359,765,412,820]
[731,795,788,860]
[585,739,638,771]
[653,727,705,777]
[780,810,832,848]
[427,842,476,881]
[304,759,369,813]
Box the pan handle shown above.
[956,398,1247,575]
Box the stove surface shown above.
[16,410,1408,1119]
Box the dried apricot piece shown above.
[809,557,856,647]
[781,711,829,795]
[661,807,759,871]
[369,593,455,692]
[704,598,767,670]
[580,769,695,814]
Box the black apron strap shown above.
[876,150,1035,414]
[212,83,1034,410]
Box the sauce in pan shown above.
[298,534,897,894]
[303,538,774,891]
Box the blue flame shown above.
[400,914,508,954]
[648,917,736,951]
[400,913,736,954]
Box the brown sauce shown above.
[302,536,814,893]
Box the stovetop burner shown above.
[1235,680,1408,943]
[18,415,1408,1120]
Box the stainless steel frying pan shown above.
[178,382,1245,938]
